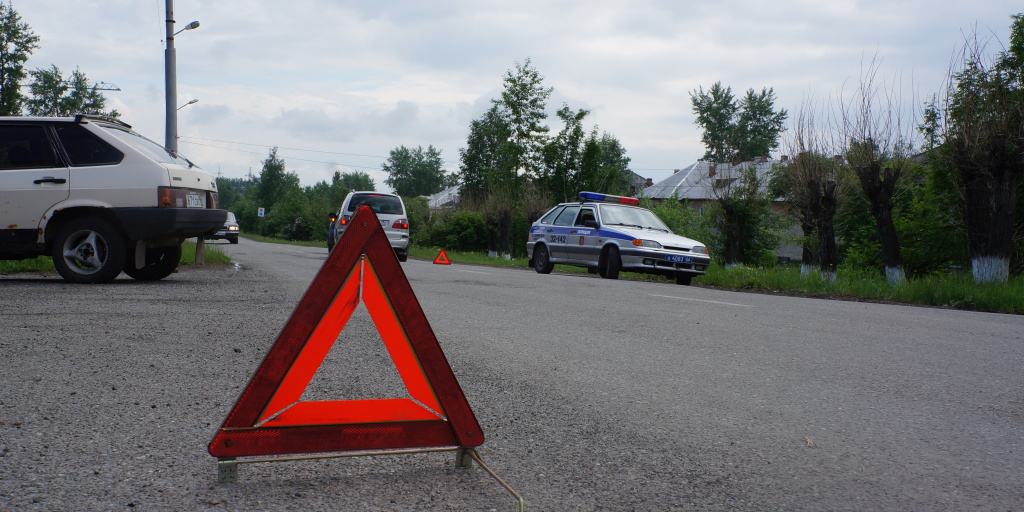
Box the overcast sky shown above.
[15,1,1022,191]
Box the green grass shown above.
[698,263,1024,315]
[240,233,328,248]
[0,239,230,274]
[409,246,1023,314]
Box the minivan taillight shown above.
[392,219,408,229]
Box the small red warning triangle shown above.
[208,206,483,459]
[433,249,451,265]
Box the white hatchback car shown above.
[0,115,225,283]
[328,191,409,261]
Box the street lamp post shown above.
[164,0,199,153]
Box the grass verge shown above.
[409,246,1022,315]
[0,239,230,274]
[240,234,328,248]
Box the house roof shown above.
[425,185,461,209]
[639,158,786,200]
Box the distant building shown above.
[639,156,802,261]
[639,156,787,207]
[425,185,461,210]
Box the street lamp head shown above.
[173,21,200,36]
[178,99,199,110]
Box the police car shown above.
[526,192,711,285]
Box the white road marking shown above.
[455,269,491,275]
[651,294,752,307]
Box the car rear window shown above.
[346,194,404,215]
[53,124,124,166]
[97,125,191,166]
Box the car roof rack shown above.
[74,114,132,130]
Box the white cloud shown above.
[12,0,1024,187]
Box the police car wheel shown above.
[601,246,620,279]
[534,245,554,274]
[676,273,693,286]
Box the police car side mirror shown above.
[583,219,598,228]
[328,212,337,222]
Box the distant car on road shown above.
[205,211,239,244]
[526,192,711,285]
[328,191,409,261]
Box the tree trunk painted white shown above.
[820,270,836,282]
[972,256,1009,284]
[884,265,905,285]
[800,264,815,276]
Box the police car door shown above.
[548,205,579,260]
[564,207,598,265]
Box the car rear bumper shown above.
[111,207,227,241]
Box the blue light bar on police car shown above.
[578,191,640,205]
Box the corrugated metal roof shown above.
[425,185,461,209]
[639,159,785,200]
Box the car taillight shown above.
[392,219,408,229]
[158,186,187,208]
[339,215,351,226]
[207,191,220,209]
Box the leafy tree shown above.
[25,65,119,117]
[0,3,38,115]
[704,164,782,266]
[459,104,511,202]
[690,82,737,163]
[338,170,375,192]
[937,13,1024,283]
[495,57,552,180]
[690,82,787,163]
[251,148,300,235]
[579,131,633,195]
[383,145,450,197]
[541,104,590,202]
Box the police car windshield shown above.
[599,204,671,232]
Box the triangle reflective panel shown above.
[209,206,483,459]
[433,249,451,265]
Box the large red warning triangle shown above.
[208,206,483,459]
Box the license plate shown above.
[186,193,204,208]
[665,254,692,263]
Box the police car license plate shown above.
[665,254,692,263]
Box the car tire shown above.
[123,243,182,281]
[601,246,620,280]
[229,236,239,245]
[397,251,408,262]
[51,217,127,284]
[533,245,554,274]
[676,273,693,286]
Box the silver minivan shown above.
[329,191,409,261]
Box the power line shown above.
[177,136,461,164]
[178,140,383,171]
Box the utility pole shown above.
[164,0,177,152]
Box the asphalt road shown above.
[2,238,1023,511]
